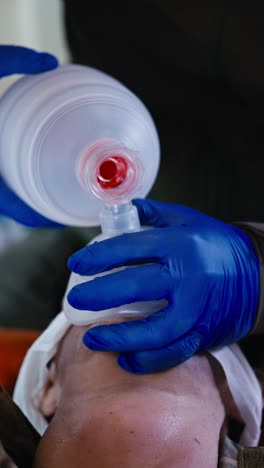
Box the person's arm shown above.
[234,223,264,334]
[0,45,59,227]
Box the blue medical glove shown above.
[67,199,260,373]
[0,45,60,227]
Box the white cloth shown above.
[14,312,263,446]
[210,345,263,446]
[14,312,70,436]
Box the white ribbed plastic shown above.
[0,64,164,325]
[0,64,160,226]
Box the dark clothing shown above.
[64,0,264,222]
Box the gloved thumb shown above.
[117,331,203,373]
[132,198,204,228]
[0,45,58,78]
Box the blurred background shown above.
[0,0,69,97]
[0,0,69,65]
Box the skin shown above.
[33,321,240,468]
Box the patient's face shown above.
[34,321,228,468]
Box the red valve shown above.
[97,156,128,189]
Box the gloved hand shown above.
[0,45,59,227]
[67,199,260,373]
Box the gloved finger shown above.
[117,331,203,373]
[67,263,173,310]
[68,227,176,275]
[0,45,58,78]
[133,198,211,228]
[82,287,197,351]
[0,177,62,227]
